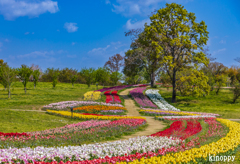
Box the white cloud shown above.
[67,54,77,58]
[88,45,110,54]
[88,41,128,58]
[18,51,55,58]
[4,39,9,42]
[25,32,30,35]
[213,48,226,55]
[110,0,193,16]
[72,42,76,45]
[220,40,226,44]
[0,0,59,20]
[126,18,150,30]
[105,0,111,4]
[64,22,78,33]
[0,42,2,51]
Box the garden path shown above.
[119,88,166,139]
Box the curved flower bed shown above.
[145,89,180,111]
[0,136,181,163]
[117,119,240,164]
[42,101,124,111]
[140,108,217,118]
[129,87,157,108]
[73,105,127,114]
[0,119,146,149]
[47,110,145,120]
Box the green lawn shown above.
[0,110,81,132]
[0,82,105,110]
[158,87,240,119]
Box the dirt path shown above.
[119,88,166,139]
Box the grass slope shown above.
[0,110,81,133]
[158,87,240,119]
[0,82,106,110]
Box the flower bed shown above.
[112,90,121,103]
[145,89,180,111]
[0,119,146,149]
[73,105,127,114]
[117,119,240,164]
[47,110,145,120]
[140,108,218,118]
[129,87,157,108]
[96,85,133,93]
[83,91,101,101]
[42,101,124,111]
[0,136,181,163]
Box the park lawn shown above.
[0,82,105,110]
[0,110,81,133]
[158,87,240,119]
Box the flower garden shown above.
[0,85,240,163]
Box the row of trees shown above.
[0,56,127,99]
[0,61,40,98]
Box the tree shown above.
[32,69,40,89]
[127,3,209,102]
[80,68,96,87]
[176,68,210,97]
[124,31,162,87]
[95,67,110,87]
[148,3,209,102]
[110,72,123,85]
[0,60,8,90]
[71,75,77,87]
[0,63,17,99]
[52,70,59,88]
[17,65,33,94]
[202,62,227,92]
[104,54,124,85]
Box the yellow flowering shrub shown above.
[84,91,101,100]
[117,119,240,164]
[47,110,145,120]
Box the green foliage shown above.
[110,71,123,85]
[70,75,77,87]
[32,69,40,89]
[0,63,17,99]
[17,65,33,94]
[176,68,210,97]
[215,74,228,95]
[52,71,60,88]
[79,68,96,87]
[95,67,110,86]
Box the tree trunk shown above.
[72,83,74,87]
[34,84,36,89]
[150,71,155,87]
[172,70,176,103]
[24,87,26,94]
[8,84,10,99]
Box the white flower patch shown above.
[145,89,180,111]
[0,136,182,162]
[156,115,216,120]
[42,101,124,110]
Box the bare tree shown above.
[104,54,124,85]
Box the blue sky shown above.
[0,0,239,71]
